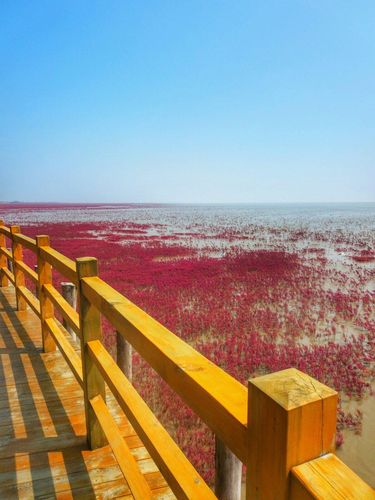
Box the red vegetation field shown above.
[2,204,374,483]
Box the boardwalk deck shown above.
[0,286,173,499]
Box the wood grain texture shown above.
[247,368,338,499]
[291,454,375,499]
[0,285,173,499]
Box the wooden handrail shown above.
[39,246,77,284]
[14,260,38,284]
[0,220,373,499]
[0,246,13,260]
[12,233,37,252]
[88,339,216,499]
[81,274,248,462]
[43,283,80,336]
[89,393,154,499]
[44,317,83,386]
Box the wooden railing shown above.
[0,220,373,499]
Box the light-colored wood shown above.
[12,232,37,253]
[90,393,153,499]
[36,235,56,352]
[0,225,11,236]
[247,368,338,500]
[43,283,80,337]
[14,260,38,284]
[81,275,248,462]
[0,285,172,499]
[215,436,242,500]
[40,245,77,284]
[291,453,375,499]
[17,285,40,317]
[87,339,216,499]
[117,330,132,382]
[0,220,7,287]
[77,257,106,449]
[0,245,13,261]
[44,316,83,386]
[10,226,27,311]
[1,266,14,286]
[61,281,78,342]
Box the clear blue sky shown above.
[1,1,374,203]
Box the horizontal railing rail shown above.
[0,219,373,500]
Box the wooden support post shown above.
[116,331,132,382]
[77,257,106,449]
[36,236,56,352]
[215,436,242,500]
[246,368,338,500]
[61,282,77,342]
[10,226,27,310]
[0,220,8,287]
[34,265,38,296]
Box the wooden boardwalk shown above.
[0,286,173,499]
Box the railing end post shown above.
[246,367,337,499]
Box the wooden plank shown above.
[77,257,106,449]
[14,260,38,284]
[1,267,15,285]
[12,233,37,253]
[10,226,27,311]
[17,286,40,317]
[291,453,375,499]
[88,339,216,499]
[40,246,77,284]
[90,394,153,499]
[0,225,11,237]
[247,368,338,499]
[36,235,56,352]
[43,283,80,336]
[0,246,13,260]
[44,317,83,387]
[82,275,248,462]
[0,221,9,287]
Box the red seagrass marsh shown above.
[2,202,374,486]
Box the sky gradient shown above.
[1,1,374,203]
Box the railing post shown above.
[215,436,242,500]
[116,331,132,382]
[36,236,56,352]
[61,282,77,342]
[34,265,39,296]
[246,368,337,499]
[10,226,27,310]
[77,257,106,449]
[0,220,8,287]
